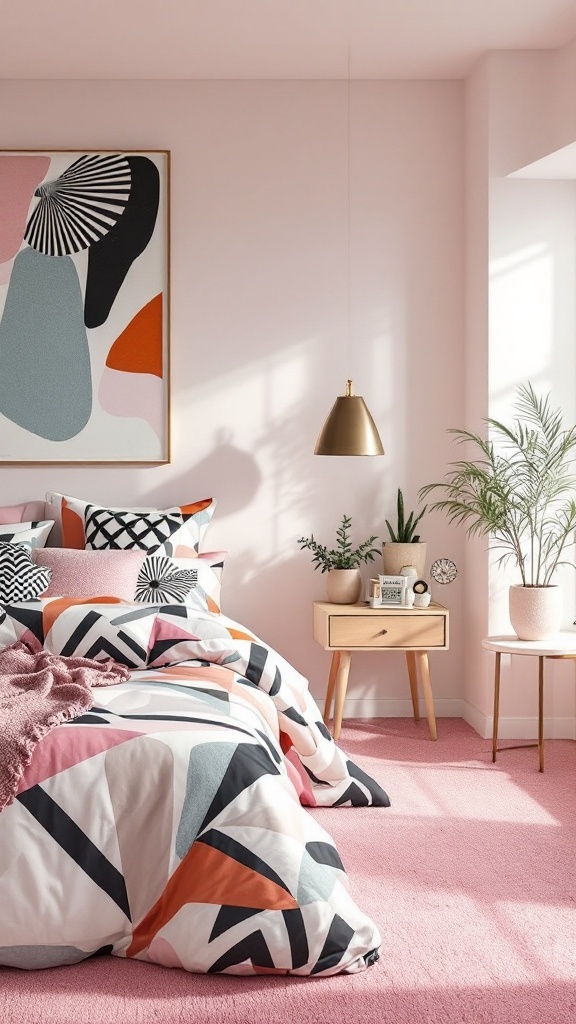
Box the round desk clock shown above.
[430,557,458,584]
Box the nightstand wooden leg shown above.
[405,651,420,720]
[414,651,437,740]
[332,651,351,741]
[323,651,341,725]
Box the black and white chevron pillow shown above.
[0,542,52,602]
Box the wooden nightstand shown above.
[313,601,449,741]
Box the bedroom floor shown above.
[2,717,575,1024]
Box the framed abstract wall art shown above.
[0,150,170,463]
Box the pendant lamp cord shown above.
[346,46,351,384]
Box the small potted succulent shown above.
[382,488,427,578]
[298,515,379,604]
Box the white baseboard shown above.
[340,697,576,741]
[461,700,576,740]
[341,696,465,720]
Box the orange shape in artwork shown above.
[106,294,163,378]
[127,839,297,957]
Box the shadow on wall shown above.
[183,429,263,519]
[138,428,263,517]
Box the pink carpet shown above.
[2,717,575,1024]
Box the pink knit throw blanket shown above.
[0,641,130,811]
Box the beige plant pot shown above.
[508,584,563,641]
[382,542,427,580]
[326,568,362,605]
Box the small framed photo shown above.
[378,575,408,606]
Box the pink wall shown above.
[0,79,466,715]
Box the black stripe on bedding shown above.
[198,828,289,893]
[282,907,310,970]
[245,643,267,686]
[58,610,106,655]
[17,787,131,920]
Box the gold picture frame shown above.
[0,149,170,464]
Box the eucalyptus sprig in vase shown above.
[298,515,379,604]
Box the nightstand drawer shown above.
[328,613,446,648]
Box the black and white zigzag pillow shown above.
[0,542,52,602]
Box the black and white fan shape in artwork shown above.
[24,154,132,256]
[135,555,198,604]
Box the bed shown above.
[0,494,389,977]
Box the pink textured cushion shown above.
[0,501,47,525]
[34,548,147,600]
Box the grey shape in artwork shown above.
[0,247,92,441]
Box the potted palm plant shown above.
[298,515,379,604]
[382,488,427,578]
[419,383,576,640]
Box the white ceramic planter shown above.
[326,568,362,605]
[508,584,563,641]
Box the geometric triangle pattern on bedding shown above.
[0,635,386,975]
[0,600,390,806]
[16,784,131,919]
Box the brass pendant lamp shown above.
[314,51,384,458]
[314,379,384,455]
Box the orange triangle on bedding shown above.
[228,628,256,642]
[127,840,297,957]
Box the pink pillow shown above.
[34,548,147,600]
[0,501,47,525]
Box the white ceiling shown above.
[2,0,576,80]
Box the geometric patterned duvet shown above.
[0,600,389,976]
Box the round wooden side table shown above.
[482,633,576,772]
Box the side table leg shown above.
[323,651,341,726]
[405,651,420,720]
[414,651,437,740]
[332,651,351,741]
[538,656,544,773]
[492,651,501,763]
